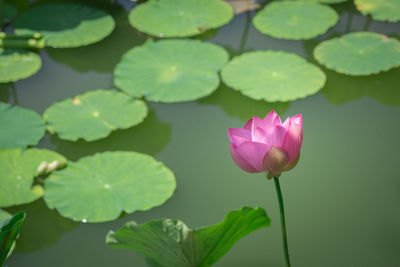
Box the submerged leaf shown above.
[221,50,326,102]
[44,151,176,223]
[0,148,67,207]
[0,48,41,82]
[114,39,229,103]
[129,0,234,38]
[314,32,400,76]
[14,3,115,48]
[0,211,25,266]
[107,207,270,267]
[0,102,45,149]
[43,90,148,142]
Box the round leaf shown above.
[0,102,45,149]
[253,1,338,40]
[0,210,11,225]
[43,90,148,142]
[0,148,67,207]
[114,39,229,103]
[14,3,115,48]
[355,0,400,22]
[44,151,176,223]
[0,48,41,82]
[314,32,400,76]
[129,0,234,38]
[221,50,326,102]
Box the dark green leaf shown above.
[0,211,25,266]
[107,207,270,267]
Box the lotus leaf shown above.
[44,151,176,223]
[43,90,147,142]
[0,102,45,149]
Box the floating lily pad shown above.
[43,90,147,142]
[14,3,115,48]
[114,39,229,102]
[253,1,338,40]
[129,0,234,38]
[44,151,176,223]
[314,32,400,76]
[4,4,18,23]
[0,103,45,149]
[355,0,400,22]
[0,210,11,225]
[0,148,67,207]
[221,50,326,102]
[0,48,42,82]
[107,207,270,267]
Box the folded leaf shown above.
[106,207,270,267]
[0,211,26,266]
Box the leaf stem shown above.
[273,177,291,267]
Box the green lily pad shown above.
[314,32,400,76]
[129,0,234,38]
[4,4,18,23]
[221,50,326,102]
[0,148,67,208]
[355,0,400,22]
[253,1,338,40]
[0,48,42,82]
[0,103,45,149]
[43,90,148,142]
[114,39,229,103]
[0,210,11,225]
[14,3,115,48]
[106,207,270,267]
[44,151,176,223]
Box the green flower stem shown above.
[273,177,291,267]
[0,34,45,50]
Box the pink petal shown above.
[282,116,303,164]
[229,144,259,173]
[243,118,253,130]
[264,110,278,125]
[265,125,287,147]
[251,116,268,143]
[236,141,271,172]
[291,114,302,127]
[228,128,251,146]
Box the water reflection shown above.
[46,3,146,73]
[6,199,78,253]
[50,108,171,160]
[198,84,289,122]
[321,68,400,106]
[303,39,400,107]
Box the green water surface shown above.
[3,1,400,267]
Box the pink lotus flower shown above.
[228,110,303,178]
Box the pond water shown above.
[3,1,400,267]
